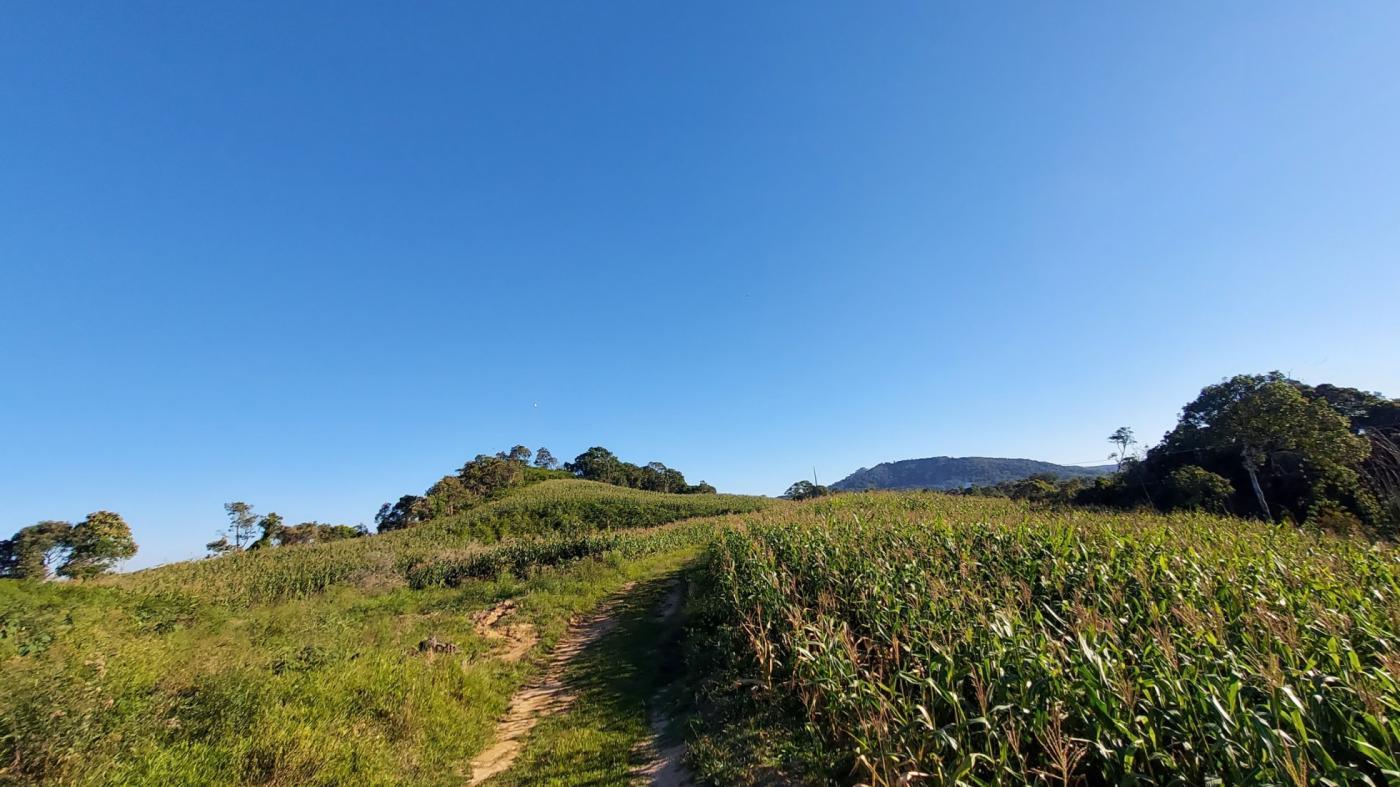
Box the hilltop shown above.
[830,455,1113,491]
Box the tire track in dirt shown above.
[633,581,695,786]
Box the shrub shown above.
[1163,464,1234,512]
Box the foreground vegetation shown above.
[690,493,1400,785]
[1,549,695,785]
[9,479,1400,785]
[0,481,770,784]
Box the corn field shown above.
[407,519,719,588]
[702,493,1400,785]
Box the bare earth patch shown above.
[471,600,538,663]
[468,584,636,784]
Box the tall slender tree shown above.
[223,502,259,549]
[1108,427,1137,470]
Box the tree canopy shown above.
[784,480,831,500]
[0,521,72,579]
[1081,372,1393,531]
[0,512,138,580]
[222,502,259,550]
[564,446,715,494]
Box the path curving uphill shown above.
[468,583,637,784]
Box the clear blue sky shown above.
[3,2,1398,569]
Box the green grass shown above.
[690,492,1400,785]
[0,482,770,785]
[0,544,698,784]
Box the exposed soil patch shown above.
[471,600,537,663]
[468,584,636,784]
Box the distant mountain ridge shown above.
[830,456,1113,492]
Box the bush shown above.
[1163,465,1234,512]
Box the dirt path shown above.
[632,582,695,786]
[468,584,636,785]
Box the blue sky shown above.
[3,2,1398,569]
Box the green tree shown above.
[566,447,625,484]
[784,480,830,500]
[460,454,525,498]
[1166,375,1372,521]
[533,447,559,470]
[1304,383,1400,530]
[1007,474,1061,501]
[223,502,259,549]
[0,520,73,579]
[640,462,688,493]
[249,512,286,549]
[425,475,477,517]
[498,445,533,464]
[58,511,137,579]
[278,522,365,545]
[375,495,430,532]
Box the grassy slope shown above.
[0,481,771,785]
[686,492,1400,785]
[106,479,767,605]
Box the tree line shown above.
[375,445,716,533]
[206,502,367,555]
[563,446,716,494]
[960,373,1398,534]
[0,511,138,580]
